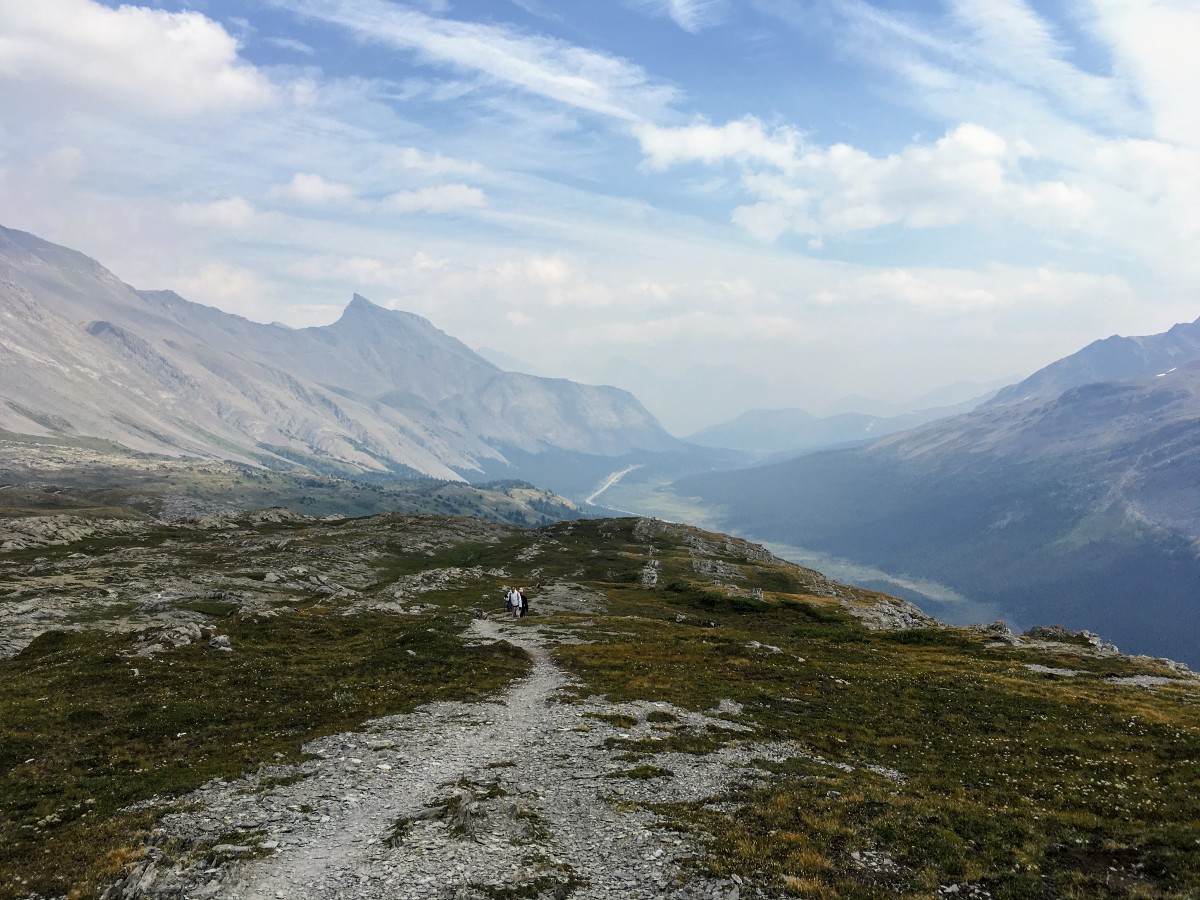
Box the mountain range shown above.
[684,398,988,457]
[677,317,1200,666]
[988,317,1200,406]
[0,226,679,489]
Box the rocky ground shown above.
[107,615,807,900]
[6,507,1200,900]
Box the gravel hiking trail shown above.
[177,614,782,900]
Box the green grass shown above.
[0,607,530,899]
[4,510,1199,899]
[549,571,1200,899]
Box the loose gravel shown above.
[111,614,826,899]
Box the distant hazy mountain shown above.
[679,353,1200,666]
[989,317,1200,406]
[820,381,1014,419]
[0,225,679,487]
[820,394,900,418]
[685,398,989,456]
[474,346,547,377]
[905,377,1015,411]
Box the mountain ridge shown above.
[675,323,1200,666]
[989,315,1200,406]
[0,225,680,485]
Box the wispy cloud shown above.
[264,36,316,54]
[175,197,260,229]
[383,183,487,214]
[744,0,1200,279]
[628,0,730,33]
[273,0,680,121]
[1085,0,1200,149]
[945,0,1136,129]
[269,173,355,205]
[388,146,483,177]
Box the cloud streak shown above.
[629,0,730,33]
[274,0,679,121]
[384,184,487,214]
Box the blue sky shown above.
[2,0,1199,431]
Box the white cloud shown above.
[265,36,315,54]
[384,184,487,214]
[294,249,613,310]
[0,0,275,117]
[945,0,1134,128]
[276,0,679,121]
[173,262,279,321]
[1086,0,1200,149]
[636,116,802,171]
[389,147,483,177]
[821,266,1132,316]
[175,197,259,229]
[269,173,355,205]
[759,0,1200,276]
[641,119,1093,240]
[629,0,729,33]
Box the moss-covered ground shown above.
[1,513,1198,899]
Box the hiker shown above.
[518,587,528,618]
[508,586,523,618]
[503,587,513,614]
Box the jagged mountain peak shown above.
[338,292,408,322]
[0,224,679,486]
[989,313,1200,406]
[324,293,489,364]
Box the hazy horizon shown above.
[2,0,1198,433]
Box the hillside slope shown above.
[2,511,1198,899]
[989,315,1200,405]
[0,226,679,484]
[678,361,1200,665]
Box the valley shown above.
[3,222,1200,899]
[598,476,1005,626]
[6,3,1200,898]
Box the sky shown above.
[1,0,1199,433]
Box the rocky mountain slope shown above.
[989,315,1200,406]
[0,226,679,486]
[2,507,1198,899]
[0,440,590,546]
[678,354,1200,666]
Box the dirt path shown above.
[137,614,796,899]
